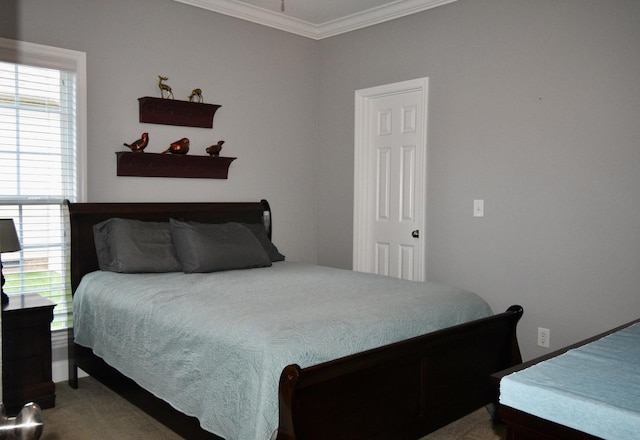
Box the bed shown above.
[494,318,640,440]
[66,199,523,440]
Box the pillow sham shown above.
[242,223,285,262]
[170,219,272,273]
[93,218,182,273]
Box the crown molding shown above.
[174,0,457,40]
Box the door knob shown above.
[412,230,419,238]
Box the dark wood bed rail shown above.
[277,305,523,440]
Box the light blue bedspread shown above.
[74,262,492,440]
[500,322,640,440]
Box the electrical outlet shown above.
[538,327,550,348]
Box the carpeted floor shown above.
[40,377,506,439]
[421,408,506,440]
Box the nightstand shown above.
[2,293,56,413]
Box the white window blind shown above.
[0,38,86,330]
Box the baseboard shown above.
[52,329,88,383]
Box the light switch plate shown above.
[473,200,484,217]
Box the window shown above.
[0,38,86,329]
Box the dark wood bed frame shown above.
[493,318,640,440]
[66,199,524,440]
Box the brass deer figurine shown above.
[158,75,174,99]
[188,88,203,103]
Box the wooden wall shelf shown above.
[138,97,221,128]
[116,152,235,179]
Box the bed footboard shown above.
[276,305,523,440]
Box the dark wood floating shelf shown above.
[116,152,235,179]
[138,96,221,128]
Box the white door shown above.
[353,78,428,281]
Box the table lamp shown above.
[0,218,21,306]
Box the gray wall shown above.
[316,0,640,359]
[0,0,320,264]
[3,0,639,361]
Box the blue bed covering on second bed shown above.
[73,261,492,440]
[500,321,640,440]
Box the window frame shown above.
[0,37,87,329]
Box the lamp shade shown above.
[0,219,21,253]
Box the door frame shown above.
[353,77,429,280]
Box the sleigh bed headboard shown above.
[65,199,272,292]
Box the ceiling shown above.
[174,0,458,39]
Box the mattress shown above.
[500,322,640,440]
[73,261,492,440]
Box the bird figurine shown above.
[123,132,149,153]
[206,140,225,157]
[161,137,190,154]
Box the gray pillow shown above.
[93,218,182,273]
[242,223,285,262]
[170,219,272,273]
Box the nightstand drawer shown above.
[3,353,48,385]
[2,307,53,329]
[2,327,50,359]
